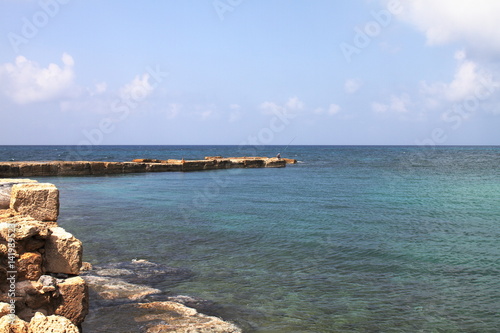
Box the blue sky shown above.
[0,0,499,145]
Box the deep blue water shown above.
[1,145,499,332]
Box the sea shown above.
[1,145,499,332]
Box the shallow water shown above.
[2,145,499,332]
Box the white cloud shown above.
[314,103,341,116]
[260,101,284,115]
[420,51,499,104]
[89,82,107,96]
[397,0,500,54]
[285,96,304,110]
[373,93,411,113]
[260,97,304,115]
[119,73,154,101]
[0,53,76,104]
[344,78,362,94]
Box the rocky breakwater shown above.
[0,180,87,332]
[0,156,291,178]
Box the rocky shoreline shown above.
[0,181,87,332]
[0,179,242,332]
[0,156,296,178]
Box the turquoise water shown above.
[1,146,499,332]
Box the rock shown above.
[94,268,134,276]
[0,218,51,242]
[89,162,107,175]
[265,157,287,168]
[57,162,91,176]
[21,238,45,252]
[9,184,59,222]
[38,275,57,287]
[0,314,29,333]
[132,158,164,163]
[135,301,242,333]
[80,262,93,272]
[82,275,161,301]
[88,259,194,285]
[0,180,38,209]
[17,163,59,178]
[27,312,79,333]
[122,162,148,173]
[17,252,43,281]
[0,301,10,316]
[25,292,50,311]
[282,157,297,164]
[15,280,42,297]
[53,277,88,326]
[147,163,182,172]
[43,227,82,275]
[102,162,124,174]
[0,164,21,178]
[167,295,221,316]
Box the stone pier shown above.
[0,156,296,178]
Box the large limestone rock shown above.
[53,277,89,326]
[0,180,38,209]
[27,312,79,333]
[9,183,59,221]
[0,314,29,333]
[17,252,43,281]
[43,227,82,275]
[0,217,51,242]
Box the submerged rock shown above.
[135,301,242,333]
[81,259,242,332]
[82,275,162,301]
[81,259,193,302]
[87,259,194,286]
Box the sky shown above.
[0,0,499,145]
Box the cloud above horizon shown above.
[397,0,500,54]
[420,50,499,105]
[0,53,77,104]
